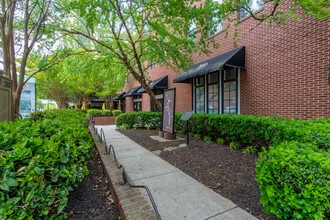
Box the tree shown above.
[57,0,217,111]
[62,50,128,108]
[217,0,329,24]
[0,0,54,119]
[34,63,74,109]
[33,49,127,109]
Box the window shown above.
[133,95,142,111]
[151,90,164,112]
[208,0,222,37]
[207,72,219,113]
[195,76,205,113]
[151,61,156,69]
[222,69,237,114]
[187,20,197,41]
[239,0,264,19]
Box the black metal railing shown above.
[89,120,161,220]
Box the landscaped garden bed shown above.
[116,112,330,219]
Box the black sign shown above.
[180,110,194,121]
[162,88,176,133]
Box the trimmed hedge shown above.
[116,111,330,219]
[87,109,112,117]
[0,110,93,219]
[87,109,123,117]
[116,111,163,129]
[117,112,330,150]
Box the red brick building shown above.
[117,0,330,119]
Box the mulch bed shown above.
[118,129,277,220]
[64,146,120,220]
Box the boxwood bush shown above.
[0,110,93,219]
[116,111,330,219]
[116,112,162,129]
[87,109,112,117]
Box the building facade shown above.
[118,0,330,119]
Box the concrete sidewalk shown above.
[92,125,258,220]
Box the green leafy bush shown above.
[216,137,224,145]
[116,112,162,129]
[101,109,112,116]
[88,109,115,117]
[87,109,102,117]
[0,109,93,219]
[112,109,122,117]
[203,136,212,142]
[256,141,330,219]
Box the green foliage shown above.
[243,146,258,154]
[216,137,224,145]
[229,142,240,150]
[0,109,93,219]
[87,109,102,117]
[112,110,122,117]
[116,112,162,130]
[101,110,112,116]
[87,109,112,117]
[193,134,201,139]
[203,136,212,143]
[256,142,330,219]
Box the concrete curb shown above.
[90,127,158,220]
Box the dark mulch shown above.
[64,146,120,220]
[118,129,277,220]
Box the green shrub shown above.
[0,109,93,219]
[101,109,112,116]
[203,136,212,143]
[216,137,224,145]
[229,142,240,150]
[116,112,162,129]
[243,146,257,154]
[87,109,102,117]
[256,141,330,219]
[112,109,122,117]
[193,134,201,139]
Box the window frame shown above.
[208,0,223,37]
[239,0,264,20]
[221,69,238,114]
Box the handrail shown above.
[88,119,161,220]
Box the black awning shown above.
[124,86,142,97]
[113,92,126,101]
[173,46,245,83]
[138,75,168,93]
[91,98,105,103]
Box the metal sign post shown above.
[180,111,194,146]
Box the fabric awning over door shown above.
[173,46,245,83]
[138,75,168,93]
[124,86,142,97]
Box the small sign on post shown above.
[180,110,194,146]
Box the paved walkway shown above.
[92,125,258,220]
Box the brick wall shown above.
[123,1,330,119]
[235,2,330,119]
